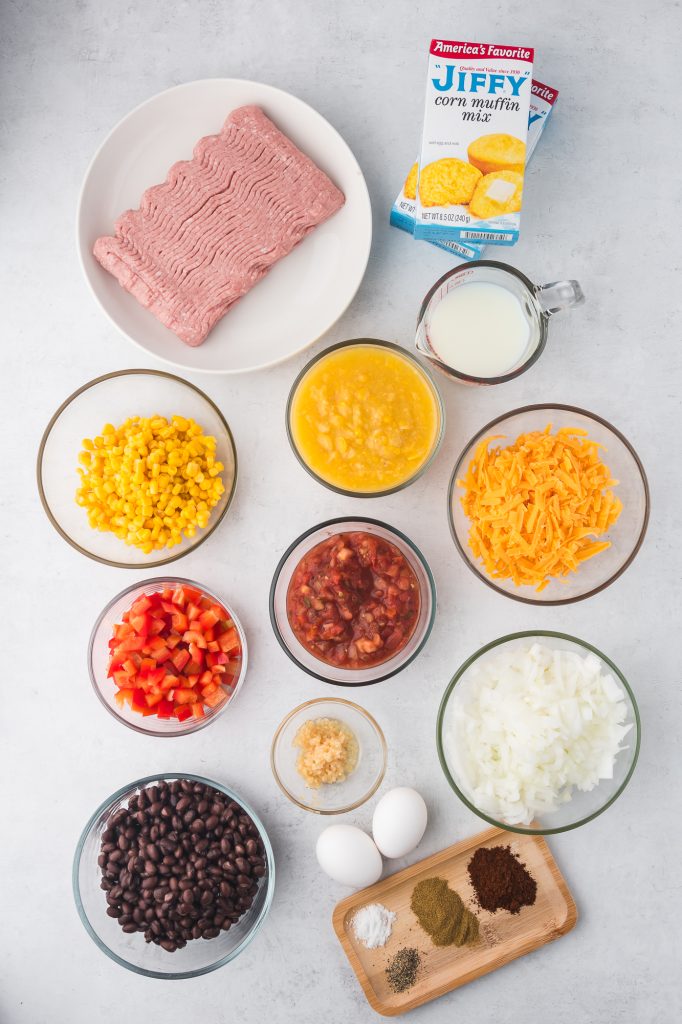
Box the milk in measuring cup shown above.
[427,282,530,377]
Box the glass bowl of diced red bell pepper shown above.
[89,578,247,735]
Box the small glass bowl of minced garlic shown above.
[270,698,387,814]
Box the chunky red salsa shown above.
[286,531,421,669]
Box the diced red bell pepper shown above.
[207,651,228,668]
[171,648,191,672]
[218,627,240,654]
[139,666,165,687]
[173,688,197,705]
[108,586,236,724]
[117,635,147,653]
[186,603,201,622]
[113,622,134,639]
[171,611,189,633]
[183,630,207,649]
[188,642,204,667]
[204,687,227,708]
[157,698,174,719]
[131,688,155,715]
[199,608,220,630]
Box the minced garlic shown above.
[293,718,358,789]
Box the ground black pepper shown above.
[385,946,422,993]
[467,845,537,914]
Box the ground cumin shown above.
[410,877,479,947]
[467,845,537,914]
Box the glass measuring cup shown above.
[415,261,584,386]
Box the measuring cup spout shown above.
[536,280,585,317]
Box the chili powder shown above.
[467,845,537,914]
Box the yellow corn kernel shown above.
[74,414,228,554]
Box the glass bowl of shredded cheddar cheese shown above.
[37,370,237,568]
[271,698,387,814]
[448,405,649,605]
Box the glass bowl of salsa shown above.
[269,518,436,685]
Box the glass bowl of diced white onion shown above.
[436,631,640,835]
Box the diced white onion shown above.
[444,643,632,825]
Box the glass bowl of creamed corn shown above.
[37,369,237,567]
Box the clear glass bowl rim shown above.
[72,772,275,979]
[88,576,248,737]
[36,368,238,569]
[270,696,388,814]
[436,629,642,835]
[446,402,650,606]
[285,338,445,497]
[269,515,437,685]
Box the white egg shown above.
[316,825,383,888]
[372,787,428,859]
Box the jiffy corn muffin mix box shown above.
[390,78,559,260]
[414,39,534,245]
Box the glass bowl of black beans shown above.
[73,774,275,978]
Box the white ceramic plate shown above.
[78,79,372,374]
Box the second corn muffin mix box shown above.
[414,39,534,245]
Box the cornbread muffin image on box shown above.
[467,134,527,176]
[469,170,523,219]
[419,158,482,207]
[403,162,418,200]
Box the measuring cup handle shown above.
[536,279,585,317]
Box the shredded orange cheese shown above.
[457,426,623,592]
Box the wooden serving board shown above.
[332,826,577,1016]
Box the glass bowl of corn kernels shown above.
[37,369,237,568]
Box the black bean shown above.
[98,781,265,954]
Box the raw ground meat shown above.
[93,105,345,346]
